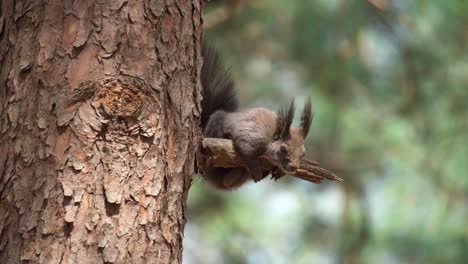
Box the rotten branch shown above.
[201,138,343,184]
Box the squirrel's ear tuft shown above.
[299,97,313,138]
[274,99,295,141]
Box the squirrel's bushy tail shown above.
[201,44,238,130]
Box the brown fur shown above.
[204,102,312,190]
[201,43,313,190]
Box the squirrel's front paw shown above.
[243,159,264,183]
[271,168,286,181]
[248,166,266,183]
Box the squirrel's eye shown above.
[280,146,288,155]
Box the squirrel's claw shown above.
[271,168,286,181]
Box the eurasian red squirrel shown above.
[201,44,313,190]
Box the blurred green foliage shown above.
[185,0,468,263]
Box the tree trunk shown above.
[0,1,202,263]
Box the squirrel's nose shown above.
[290,162,299,171]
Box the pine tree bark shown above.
[0,1,202,263]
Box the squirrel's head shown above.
[267,99,313,173]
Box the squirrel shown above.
[200,44,313,190]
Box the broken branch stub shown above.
[201,138,343,184]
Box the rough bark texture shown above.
[0,1,202,263]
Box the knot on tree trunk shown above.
[92,79,144,119]
[67,77,151,117]
[61,77,158,142]
[58,78,161,206]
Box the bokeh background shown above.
[185,1,468,263]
